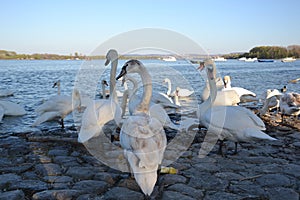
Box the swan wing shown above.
[149,104,179,130]
[36,95,71,114]
[178,89,194,97]
[32,111,59,127]
[0,100,26,116]
[231,87,256,97]
[205,106,265,131]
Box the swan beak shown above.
[52,82,57,88]
[104,59,110,66]
[116,67,127,80]
[103,80,109,86]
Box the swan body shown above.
[123,76,179,130]
[33,90,81,128]
[223,75,257,102]
[198,60,276,156]
[0,100,26,116]
[260,89,282,115]
[0,89,14,97]
[163,78,194,97]
[116,59,167,196]
[78,49,122,143]
[279,92,300,118]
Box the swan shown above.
[78,49,122,143]
[163,78,194,97]
[122,76,180,130]
[201,77,240,106]
[32,89,81,128]
[222,75,257,103]
[260,89,282,116]
[0,100,26,116]
[99,80,109,99]
[279,92,300,121]
[0,89,14,97]
[52,80,61,95]
[198,59,276,156]
[116,59,167,197]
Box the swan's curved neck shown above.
[199,67,217,116]
[110,58,118,103]
[57,84,61,95]
[136,65,152,113]
[165,79,171,96]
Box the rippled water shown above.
[0,59,299,134]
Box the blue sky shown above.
[1,0,300,55]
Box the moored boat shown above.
[281,57,296,62]
[212,57,227,62]
[258,59,275,62]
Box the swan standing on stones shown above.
[116,59,167,197]
[198,59,276,156]
[279,92,300,121]
[222,75,257,103]
[78,49,122,143]
[260,89,282,116]
[32,89,81,128]
[163,78,194,97]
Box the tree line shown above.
[225,45,300,59]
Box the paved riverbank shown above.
[0,114,299,200]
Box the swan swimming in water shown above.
[198,59,276,156]
[163,78,194,97]
[116,59,167,197]
[0,89,14,97]
[78,49,122,143]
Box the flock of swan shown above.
[1,49,299,197]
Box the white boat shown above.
[244,57,257,62]
[238,57,247,61]
[281,57,296,62]
[162,56,176,62]
[212,57,227,62]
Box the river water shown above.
[0,59,299,134]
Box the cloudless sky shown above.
[1,0,300,55]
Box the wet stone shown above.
[167,183,204,199]
[161,191,195,200]
[53,156,79,166]
[48,149,69,156]
[228,180,267,196]
[103,187,144,200]
[43,176,73,183]
[204,191,242,200]
[9,180,48,192]
[160,174,187,185]
[32,189,82,200]
[188,174,228,190]
[35,163,62,176]
[0,163,34,174]
[255,174,291,187]
[0,173,22,189]
[66,167,95,180]
[72,180,108,194]
[37,155,52,163]
[93,172,119,185]
[117,178,141,192]
[266,187,299,200]
[0,190,25,200]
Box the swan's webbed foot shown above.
[218,140,226,157]
[144,194,151,200]
[60,119,65,129]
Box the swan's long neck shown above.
[136,66,152,113]
[110,58,118,103]
[199,66,217,117]
[166,79,171,96]
[101,82,106,98]
[57,84,61,95]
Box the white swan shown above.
[260,89,282,116]
[122,76,180,130]
[198,60,276,156]
[222,75,257,103]
[0,100,26,116]
[279,92,300,121]
[0,89,14,97]
[201,77,240,106]
[32,89,81,128]
[163,78,194,97]
[52,80,61,95]
[78,49,122,143]
[116,59,167,196]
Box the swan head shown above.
[116,59,143,80]
[101,80,109,86]
[198,59,215,80]
[52,80,61,88]
[105,49,118,66]
[223,75,231,88]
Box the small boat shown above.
[281,57,296,62]
[244,57,258,62]
[258,59,275,62]
[212,57,227,62]
[162,56,176,62]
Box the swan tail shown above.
[245,128,277,141]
